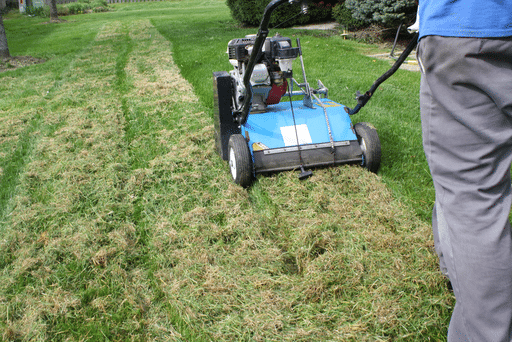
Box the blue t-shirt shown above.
[419,0,512,39]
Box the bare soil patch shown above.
[0,56,46,72]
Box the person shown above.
[417,0,512,341]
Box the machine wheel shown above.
[354,122,381,173]
[228,134,253,187]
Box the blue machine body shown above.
[241,98,363,174]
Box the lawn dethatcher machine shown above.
[213,0,418,187]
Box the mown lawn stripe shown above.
[120,19,214,341]
[0,113,41,222]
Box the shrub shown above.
[92,6,108,12]
[64,0,108,15]
[57,5,70,16]
[92,0,109,12]
[345,0,416,28]
[92,0,108,7]
[23,5,68,18]
[332,1,365,30]
[66,1,89,14]
[24,5,47,17]
[226,0,337,28]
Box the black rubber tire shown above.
[354,122,381,173]
[228,134,253,187]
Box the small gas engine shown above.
[227,34,300,113]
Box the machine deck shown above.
[242,98,363,173]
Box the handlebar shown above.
[345,32,419,115]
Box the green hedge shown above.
[226,0,338,27]
[23,0,109,17]
[345,0,416,28]
[65,0,109,14]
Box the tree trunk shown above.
[50,0,58,22]
[0,13,10,59]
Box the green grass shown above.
[0,1,451,341]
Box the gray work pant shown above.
[419,35,512,341]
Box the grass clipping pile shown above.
[0,20,450,341]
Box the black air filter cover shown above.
[268,36,299,60]
[228,37,256,61]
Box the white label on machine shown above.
[280,124,313,147]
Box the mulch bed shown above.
[0,55,46,72]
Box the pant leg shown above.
[432,203,449,278]
[419,35,512,342]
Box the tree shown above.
[0,13,10,59]
[345,0,417,28]
[49,0,59,22]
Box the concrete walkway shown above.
[293,22,339,30]
[368,52,420,72]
